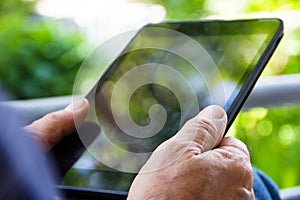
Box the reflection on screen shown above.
[63,23,269,191]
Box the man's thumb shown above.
[25,98,89,150]
[175,105,227,153]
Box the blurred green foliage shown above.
[246,0,300,12]
[230,105,300,188]
[0,0,86,99]
[0,0,35,16]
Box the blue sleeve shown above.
[0,105,58,200]
[253,167,282,200]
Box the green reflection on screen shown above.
[63,21,271,191]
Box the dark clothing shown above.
[0,105,58,200]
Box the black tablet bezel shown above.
[59,18,284,199]
[141,18,284,133]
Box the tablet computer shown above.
[57,18,283,199]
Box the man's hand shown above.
[24,98,89,151]
[128,105,254,200]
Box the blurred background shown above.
[0,0,300,189]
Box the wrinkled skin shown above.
[128,105,254,200]
[24,98,89,151]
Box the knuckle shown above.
[218,149,234,160]
[44,111,64,123]
[233,154,252,174]
[234,140,251,158]
[236,162,253,189]
[196,117,217,133]
[224,137,251,158]
[243,164,253,180]
[230,157,252,184]
[195,118,218,148]
[43,111,72,137]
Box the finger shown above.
[174,105,227,153]
[218,136,250,158]
[216,137,253,191]
[25,98,89,150]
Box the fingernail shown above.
[200,105,226,120]
[65,98,87,112]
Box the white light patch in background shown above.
[147,5,166,23]
[205,0,249,15]
[35,0,166,45]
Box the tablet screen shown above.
[62,19,282,192]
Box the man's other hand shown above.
[24,98,89,151]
